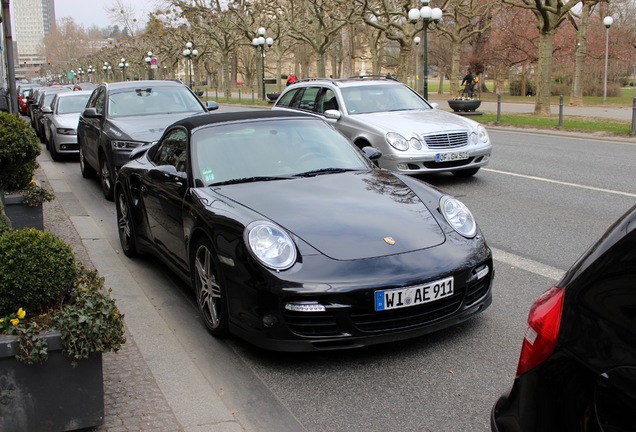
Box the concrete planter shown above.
[2,192,44,230]
[448,99,482,112]
[0,332,104,431]
[266,93,280,103]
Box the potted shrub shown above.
[0,112,52,230]
[0,228,125,431]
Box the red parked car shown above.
[18,89,32,115]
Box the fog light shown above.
[475,265,489,280]
[262,314,279,327]
[284,302,326,312]
[396,163,408,171]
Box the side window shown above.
[90,88,106,115]
[318,89,339,113]
[152,129,188,173]
[298,87,320,111]
[276,89,300,107]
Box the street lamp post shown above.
[119,58,129,81]
[603,15,613,104]
[252,27,274,101]
[413,36,421,93]
[183,42,198,88]
[408,0,443,100]
[145,51,153,80]
[87,65,94,82]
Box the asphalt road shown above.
[41,112,636,431]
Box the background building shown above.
[13,0,55,80]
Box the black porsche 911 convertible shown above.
[114,110,493,351]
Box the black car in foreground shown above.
[115,110,493,351]
[492,204,636,431]
[78,80,218,200]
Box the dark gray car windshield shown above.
[341,84,431,115]
[108,86,203,117]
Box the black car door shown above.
[141,128,189,271]
[79,87,106,168]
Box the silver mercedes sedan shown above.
[273,76,492,177]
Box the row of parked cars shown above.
[23,77,634,431]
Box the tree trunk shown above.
[570,2,592,107]
[396,44,411,83]
[450,40,462,98]
[535,31,554,116]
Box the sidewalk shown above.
[426,93,634,121]
[36,153,245,432]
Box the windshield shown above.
[341,84,431,115]
[108,86,204,117]
[192,118,373,186]
[57,94,91,114]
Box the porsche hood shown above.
[213,171,446,261]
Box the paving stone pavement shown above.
[37,166,184,432]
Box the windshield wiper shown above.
[209,175,295,187]
[295,168,358,177]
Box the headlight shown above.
[478,125,489,143]
[408,137,422,150]
[386,132,409,151]
[112,140,144,151]
[246,222,297,270]
[56,128,76,135]
[440,196,477,238]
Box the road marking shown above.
[484,168,636,198]
[491,247,564,282]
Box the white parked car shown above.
[42,90,92,161]
[273,76,492,177]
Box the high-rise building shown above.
[13,0,55,72]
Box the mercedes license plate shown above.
[436,151,469,162]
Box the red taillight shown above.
[516,286,565,376]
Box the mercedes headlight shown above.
[440,196,477,238]
[246,222,297,270]
[478,125,489,143]
[386,132,409,151]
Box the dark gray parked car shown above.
[77,80,218,200]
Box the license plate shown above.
[375,276,454,311]
[436,151,469,162]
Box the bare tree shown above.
[503,0,581,115]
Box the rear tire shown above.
[79,142,97,178]
[452,167,480,178]
[99,153,114,201]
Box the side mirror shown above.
[429,102,440,109]
[361,146,382,161]
[206,101,219,111]
[324,109,341,120]
[41,106,53,114]
[129,142,156,160]
[82,107,101,118]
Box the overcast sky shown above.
[53,0,151,30]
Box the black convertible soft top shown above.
[173,109,315,131]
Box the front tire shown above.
[116,187,138,257]
[193,238,229,337]
[99,153,114,201]
[452,167,480,178]
[49,136,60,161]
